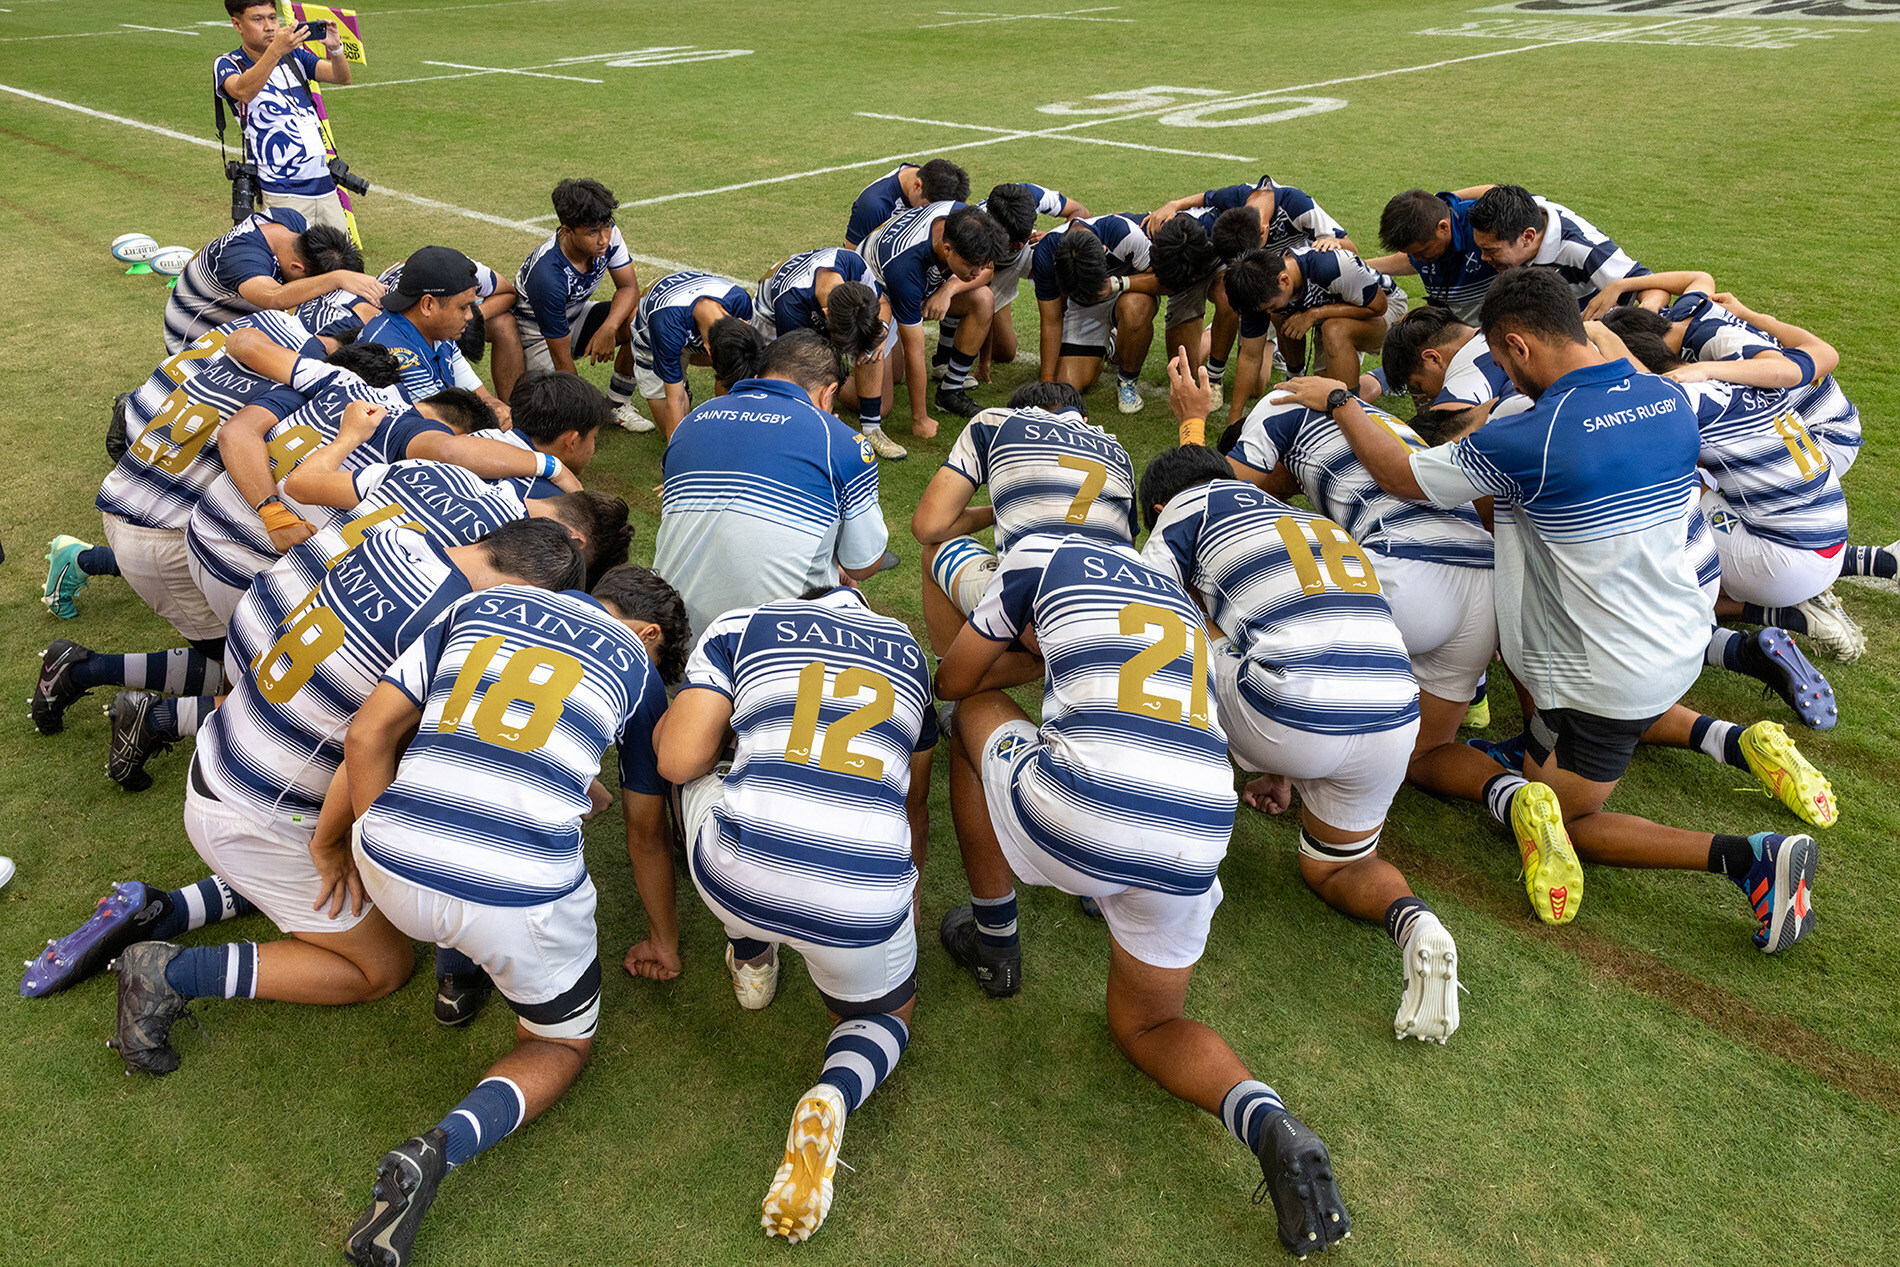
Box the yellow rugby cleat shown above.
[1740,721,1838,828]
[1510,782,1583,925]
[1462,697,1490,730]
[762,1083,847,1243]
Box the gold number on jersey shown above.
[1272,515,1380,596]
[157,330,228,385]
[338,503,426,551]
[1115,602,1209,729]
[1057,454,1110,525]
[440,637,586,753]
[254,603,346,704]
[1773,410,1828,480]
[265,424,325,480]
[783,660,896,780]
[133,387,224,475]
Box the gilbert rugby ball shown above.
[149,246,194,277]
[111,232,160,263]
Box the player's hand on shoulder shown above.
[552,461,583,493]
[341,400,387,439]
[1665,364,1712,384]
[1270,375,1342,411]
[1310,237,1347,253]
[338,272,389,302]
[624,939,682,981]
[269,520,316,551]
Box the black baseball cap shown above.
[382,245,478,312]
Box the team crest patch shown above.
[990,731,1031,763]
[1709,508,1740,535]
[392,347,422,371]
[858,436,875,464]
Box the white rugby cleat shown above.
[726,943,780,1010]
[1394,916,1460,1043]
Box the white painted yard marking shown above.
[1156,95,1348,128]
[0,82,708,276]
[919,6,1131,29]
[1423,17,1869,47]
[421,60,604,82]
[1036,86,1226,115]
[855,111,1261,162]
[1474,0,1899,20]
[119,23,199,35]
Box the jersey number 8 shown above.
[1273,515,1381,596]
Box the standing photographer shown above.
[216,0,353,232]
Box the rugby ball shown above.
[111,232,160,263]
[148,246,194,278]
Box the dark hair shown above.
[1379,307,1470,392]
[1614,327,1683,374]
[293,224,362,277]
[1138,445,1234,531]
[416,387,498,434]
[1479,267,1586,347]
[1598,305,1673,341]
[325,340,401,389]
[1222,249,1293,317]
[823,281,885,362]
[544,490,633,589]
[918,159,971,204]
[455,305,486,363]
[1217,420,1244,455]
[984,183,1039,247]
[508,370,612,442]
[709,316,769,389]
[1411,403,1483,447]
[593,564,691,684]
[943,206,1008,269]
[1211,206,1263,264]
[1150,215,1221,294]
[1467,184,1541,241]
[1379,190,1451,254]
[479,517,585,593]
[551,178,618,231]
[1007,381,1086,414]
[759,329,844,392]
[1052,228,1108,302]
[226,0,274,16]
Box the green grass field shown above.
[4,1,1900,1263]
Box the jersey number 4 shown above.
[784,660,895,781]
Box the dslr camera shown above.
[327,156,370,198]
[225,158,261,223]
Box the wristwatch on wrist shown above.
[1324,387,1352,416]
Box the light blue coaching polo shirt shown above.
[1410,357,1711,720]
[654,377,889,639]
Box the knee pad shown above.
[1299,826,1380,864]
[931,535,998,618]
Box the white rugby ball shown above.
[148,246,194,277]
[111,232,159,262]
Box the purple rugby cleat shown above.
[19,880,173,998]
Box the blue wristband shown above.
[537,453,559,480]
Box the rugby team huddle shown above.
[23,159,1876,1264]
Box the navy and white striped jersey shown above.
[1205,176,1347,251]
[656,378,888,639]
[1683,382,1846,551]
[162,210,308,354]
[205,529,471,828]
[1671,292,1861,455]
[1239,246,1396,339]
[984,183,1071,299]
[1409,358,1710,719]
[514,227,633,342]
[1407,191,1495,324]
[844,163,918,247]
[253,461,532,641]
[295,287,376,341]
[1143,481,1419,737]
[684,588,937,947]
[969,534,1236,896]
[1528,198,1652,308]
[1030,213,1153,303]
[629,271,753,385]
[863,201,967,326]
[1435,334,1531,418]
[1232,397,1493,569]
[755,249,879,340]
[361,586,666,907]
[943,406,1138,553]
[98,311,314,530]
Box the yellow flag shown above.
[279,2,367,65]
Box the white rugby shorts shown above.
[185,769,365,935]
[1373,552,1497,702]
[102,513,228,643]
[978,719,1223,971]
[1701,487,1841,609]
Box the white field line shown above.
[420,59,603,82]
[854,111,1259,162]
[0,82,706,276]
[621,13,1711,208]
[918,7,1133,29]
